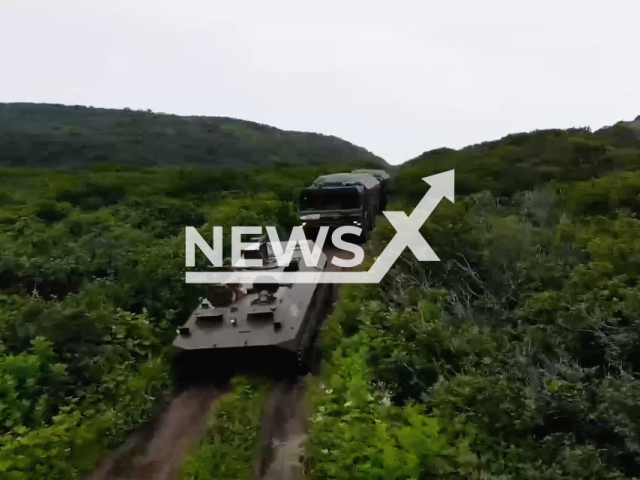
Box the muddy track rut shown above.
[251,378,310,480]
[89,386,223,480]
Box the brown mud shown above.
[88,385,222,480]
[251,378,310,480]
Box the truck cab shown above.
[298,174,379,243]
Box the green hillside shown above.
[0,103,388,169]
[395,121,640,202]
[308,121,640,479]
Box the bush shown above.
[177,377,268,480]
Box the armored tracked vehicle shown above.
[173,237,332,382]
[298,172,381,243]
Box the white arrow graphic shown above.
[185,169,454,284]
[358,169,454,283]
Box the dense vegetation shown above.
[0,103,388,169]
[308,121,640,478]
[395,122,640,201]
[0,162,360,479]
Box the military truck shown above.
[173,237,332,381]
[298,172,381,243]
[351,169,391,209]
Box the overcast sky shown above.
[1,1,639,164]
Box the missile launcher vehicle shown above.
[173,237,333,382]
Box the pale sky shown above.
[1,1,639,165]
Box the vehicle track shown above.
[251,378,309,480]
[88,385,223,480]
[251,245,356,480]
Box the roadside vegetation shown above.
[308,122,640,479]
[178,377,270,480]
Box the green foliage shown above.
[33,200,70,222]
[0,163,324,478]
[0,337,66,432]
[0,103,387,169]
[0,190,17,206]
[396,125,640,202]
[56,181,127,210]
[312,126,640,478]
[0,357,168,480]
[177,377,269,480]
[307,340,453,479]
[561,171,640,217]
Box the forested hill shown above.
[625,114,640,133]
[0,103,388,169]
[395,119,640,203]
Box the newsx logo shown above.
[185,170,454,284]
[186,224,364,269]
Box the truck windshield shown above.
[299,189,361,211]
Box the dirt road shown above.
[88,386,222,480]
[251,378,309,480]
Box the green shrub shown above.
[178,377,269,480]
